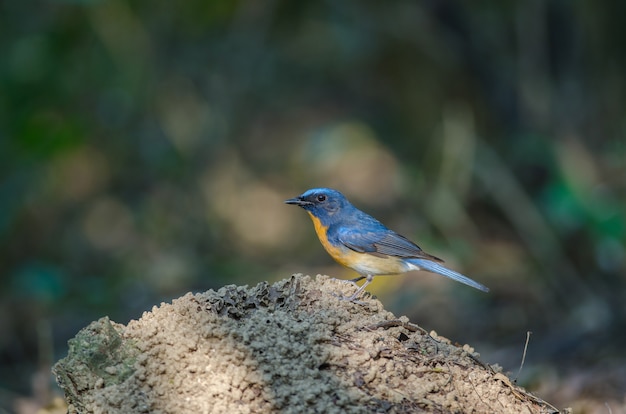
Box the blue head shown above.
[285,188,352,225]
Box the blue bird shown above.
[285,188,489,302]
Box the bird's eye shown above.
[317,194,326,202]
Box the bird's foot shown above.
[332,291,368,306]
[333,276,372,305]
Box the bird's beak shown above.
[285,196,311,206]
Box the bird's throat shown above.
[307,212,329,245]
[306,212,349,265]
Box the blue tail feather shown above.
[408,259,489,292]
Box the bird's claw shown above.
[331,291,369,305]
[331,275,372,305]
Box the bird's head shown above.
[285,188,350,223]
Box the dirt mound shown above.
[53,274,564,413]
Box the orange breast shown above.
[307,212,351,267]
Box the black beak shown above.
[285,196,311,206]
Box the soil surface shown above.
[53,274,567,413]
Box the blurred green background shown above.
[1,1,625,412]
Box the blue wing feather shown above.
[336,226,442,262]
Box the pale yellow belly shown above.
[339,250,410,276]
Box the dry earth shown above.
[53,274,567,413]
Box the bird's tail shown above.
[407,259,489,292]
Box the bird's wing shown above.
[337,227,443,262]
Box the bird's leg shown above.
[349,275,366,283]
[342,274,373,303]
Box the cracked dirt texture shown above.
[53,274,565,413]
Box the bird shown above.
[285,188,489,302]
